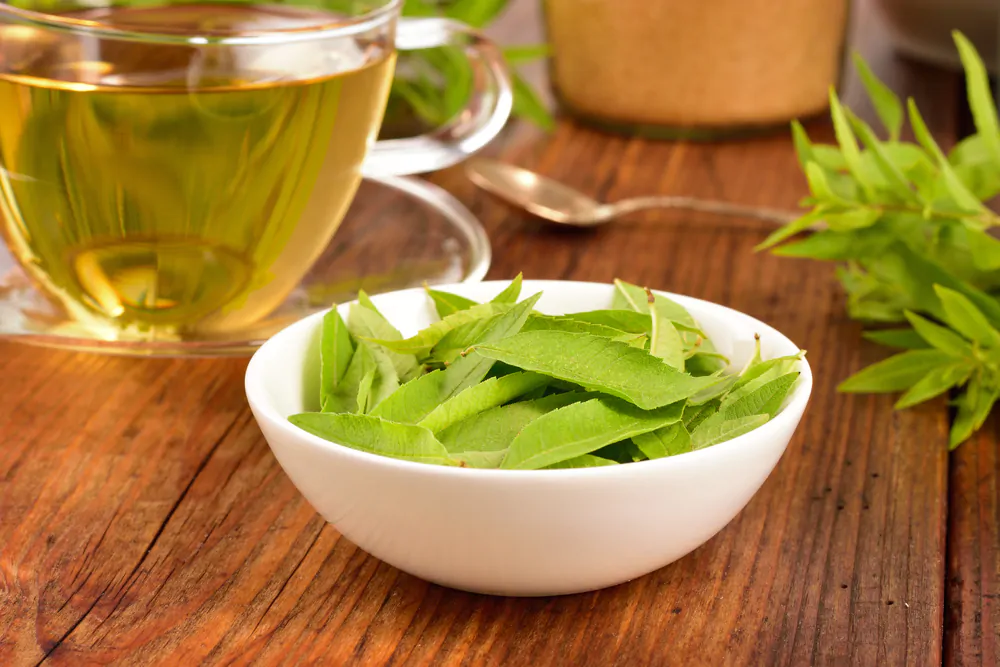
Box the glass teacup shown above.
[0,0,510,339]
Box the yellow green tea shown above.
[0,4,395,336]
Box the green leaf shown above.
[934,285,1000,348]
[417,371,548,433]
[452,450,507,469]
[908,98,985,213]
[907,97,947,161]
[288,413,456,466]
[824,208,882,232]
[756,209,824,251]
[366,369,446,424]
[950,379,998,448]
[347,303,420,381]
[895,362,971,408]
[813,145,849,171]
[612,279,697,328]
[954,31,1000,166]
[953,161,1000,200]
[356,289,381,314]
[683,400,719,431]
[324,343,380,414]
[949,136,1000,197]
[841,278,912,323]
[743,334,763,368]
[790,120,816,170]
[633,422,692,459]
[965,229,1000,271]
[426,46,472,120]
[436,293,541,392]
[805,162,852,205]
[359,342,400,412]
[883,143,931,172]
[367,300,510,356]
[773,230,856,259]
[320,308,354,411]
[690,414,770,450]
[863,328,930,350]
[431,302,539,363]
[829,89,874,199]
[686,353,728,377]
[444,0,509,27]
[620,333,649,348]
[716,372,799,420]
[356,367,376,414]
[400,0,440,17]
[439,391,588,453]
[511,72,555,131]
[503,43,550,64]
[838,349,954,392]
[852,52,903,141]
[490,273,523,304]
[687,374,738,405]
[881,243,1000,326]
[521,314,629,338]
[904,311,972,356]
[942,166,989,213]
[627,440,649,462]
[648,292,686,370]
[426,287,478,317]
[847,111,917,202]
[735,350,803,390]
[389,79,445,125]
[564,310,652,334]
[545,454,617,469]
[372,294,541,422]
[476,331,719,410]
[592,441,639,463]
[789,121,847,172]
[500,397,683,470]
[950,134,996,166]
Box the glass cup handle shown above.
[360,17,513,178]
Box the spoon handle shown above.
[608,196,799,226]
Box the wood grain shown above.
[946,415,1000,667]
[0,1,983,665]
[1,125,951,665]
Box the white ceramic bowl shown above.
[245,281,812,596]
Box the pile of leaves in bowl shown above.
[289,277,804,470]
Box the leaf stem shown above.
[815,202,1000,228]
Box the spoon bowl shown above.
[466,159,606,225]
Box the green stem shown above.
[838,203,1000,228]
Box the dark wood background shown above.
[2,1,998,664]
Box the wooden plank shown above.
[0,348,251,665]
[946,416,1000,666]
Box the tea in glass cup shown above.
[0,1,510,340]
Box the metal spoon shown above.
[466,158,798,228]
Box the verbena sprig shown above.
[760,31,1000,448]
[389,0,552,131]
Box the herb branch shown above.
[761,31,1000,448]
[386,0,553,132]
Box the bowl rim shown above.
[245,280,813,478]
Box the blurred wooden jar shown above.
[543,0,850,138]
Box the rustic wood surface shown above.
[1,1,996,665]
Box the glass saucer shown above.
[0,175,490,357]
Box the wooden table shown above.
[2,3,998,665]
